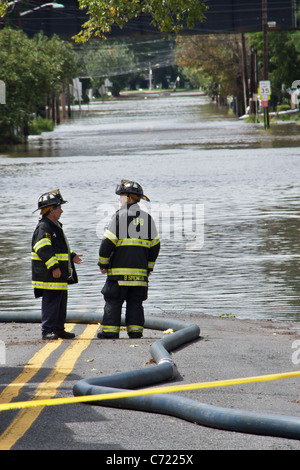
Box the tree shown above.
[175,34,245,111]
[247,31,300,106]
[75,0,208,42]
[78,41,138,96]
[0,1,9,17]
[0,28,78,143]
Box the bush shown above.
[245,114,259,123]
[28,116,55,135]
[276,104,291,113]
[0,28,78,144]
[273,112,300,122]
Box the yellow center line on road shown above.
[0,327,75,405]
[0,323,98,450]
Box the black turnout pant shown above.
[41,289,67,335]
[101,280,148,337]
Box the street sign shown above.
[259,80,271,98]
[258,81,271,108]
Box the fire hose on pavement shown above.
[72,314,300,441]
[1,311,300,440]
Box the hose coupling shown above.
[158,357,176,367]
[158,357,177,376]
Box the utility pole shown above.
[262,0,270,128]
[241,33,249,114]
[149,62,153,92]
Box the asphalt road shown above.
[0,313,300,453]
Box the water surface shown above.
[1,92,300,322]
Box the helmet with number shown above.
[33,189,67,213]
[115,179,150,201]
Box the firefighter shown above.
[31,189,83,340]
[98,180,160,339]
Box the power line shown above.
[6,0,297,36]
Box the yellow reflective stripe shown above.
[99,256,110,265]
[31,252,41,261]
[150,236,160,247]
[148,261,155,269]
[118,281,148,287]
[55,253,69,261]
[127,325,144,333]
[102,325,120,334]
[32,281,68,290]
[104,229,118,245]
[116,238,151,248]
[108,268,147,276]
[33,238,51,252]
[45,256,58,269]
[32,253,68,263]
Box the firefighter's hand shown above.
[100,268,107,274]
[52,267,62,279]
[73,253,83,264]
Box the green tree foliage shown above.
[175,34,244,103]
[247,31,300,103]
[176,30,300,112]
[75,0,208,42]
[0,1,9,17]
[0,28,78,143]
[78,41,138,96]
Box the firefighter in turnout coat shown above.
[31,189,83,340]
[98,180,160,339]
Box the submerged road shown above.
[1,93,300,452]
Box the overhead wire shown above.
[75,35,177,79]
[3,1,297,76]
[5,0,297,35]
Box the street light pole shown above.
[19,2,64,16]
[262,0,270,128]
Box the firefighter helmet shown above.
[33,189,67,213]
[115,179,150,201]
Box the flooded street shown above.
[1,91,300,322]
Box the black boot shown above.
[128,332,143,339]
[97,332,119,339]
[42,332,59,340]
[56,330,75,339]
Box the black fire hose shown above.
[1,311,300,440]
[72,314,300,441]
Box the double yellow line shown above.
[0,323,98,450]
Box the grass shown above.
[28,116,55,135]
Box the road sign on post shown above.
[259,80,271,106]
[259,80,271,97]
[258,80,271,128]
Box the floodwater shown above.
[1,91,300,323]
